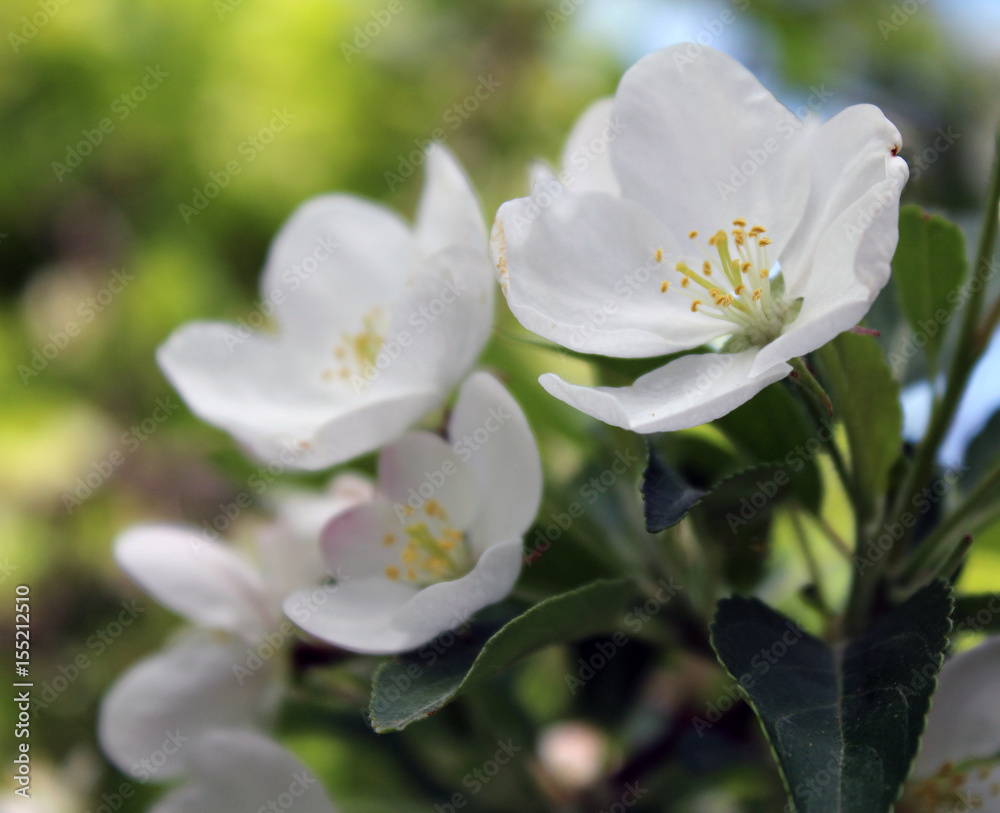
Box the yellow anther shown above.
[385,565,400,581]
[401,505,415,517]
[732,218,747,227]
[758,237,772,246]
[424,499,447,519]
[681,277,690,288]
[338,368,350,379]
[382,534,395,546]
[406,568,417,581]
[691,300,702,312]
[688,230,698,239]
[655,248,663,262]
[401,547,419,564]
[752,288,762,302]
[733,230,745,246]
[750,225,766,235]
[440,540,456,551]
[709,288,721,299]
[719,294,734,306]
[760,268,770,279]
[708,233,718,246]
[660,280,670,293]
[734,284,745,295]
[334,347,346,359]
[741,262,752,274]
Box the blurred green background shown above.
[2,0,1000,810]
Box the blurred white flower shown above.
[900,636,1000,812]
[149,729,338,813]
[158,143,494,470]
[284,372,542,654]
[491,44,908,433]
[98,475,372,780]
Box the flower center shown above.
[321,307,387,387]
[382,500,472,586]
[897,758,1000,812]
[658,219,795,347]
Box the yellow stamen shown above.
[732,218,747,227]
[424,499,447,519]
[655,247,663,262]
[734,285,745,295]
[401,546,419,564]
[688,230,698,239]
[660,280,670,293]
[750,225,766,236]
[733,230,745,246]
[681,277,690,288]
[385,565,400,581]
[382,534,395,546]
[406,568,416,581]
[760,268,770,279]
[741,262,752,274]
[691,300,702,312]
[758,237,772,246]
[752,288,762,302]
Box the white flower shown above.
[158,143,493,470]
[899,636,1000,812]
[283,372,542,655]
[490,44,908,433]
[149,729,338,813]
[98,475,372,780]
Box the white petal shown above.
[115,524,273,641]
[150,729,337,813]
[492,187,730,357]
[320,501,421,580]
[157,322,442,470]
[750,106,908,376]
[258,194,414,348]
[378,431,480,531]
[385,245,495,395]
[414,143,487,255]
[255,474,375,598]
[610,44,810,247]
[914,636,1000,778]
[282,579,421,655]
[98,636,278,781]
[448,372,542,556]
[559,98,621,195]
[539,349,791,433]
[390,540,523,641]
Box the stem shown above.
[813,513,854,561]
[789,356,833,418]
[845,122,1000,633]
[888,124,1000,551]
[790,509,832,617]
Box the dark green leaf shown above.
[815,333,902,522]
[368,578,636,733]
[714,383,824,512]
[710,580,953,813]
[641,443,708,533]
[962,406,1000,495]
[953,593,1000,635]
[892,205,968,368]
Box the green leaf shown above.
[953,593,1000,635]
[962,406,1000,495]
[641,443,707,533]
[891,205,968,369]
[710,580,953,813]
[714,381,824,512]
[368,578,636,733]
[814,333,902,522]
